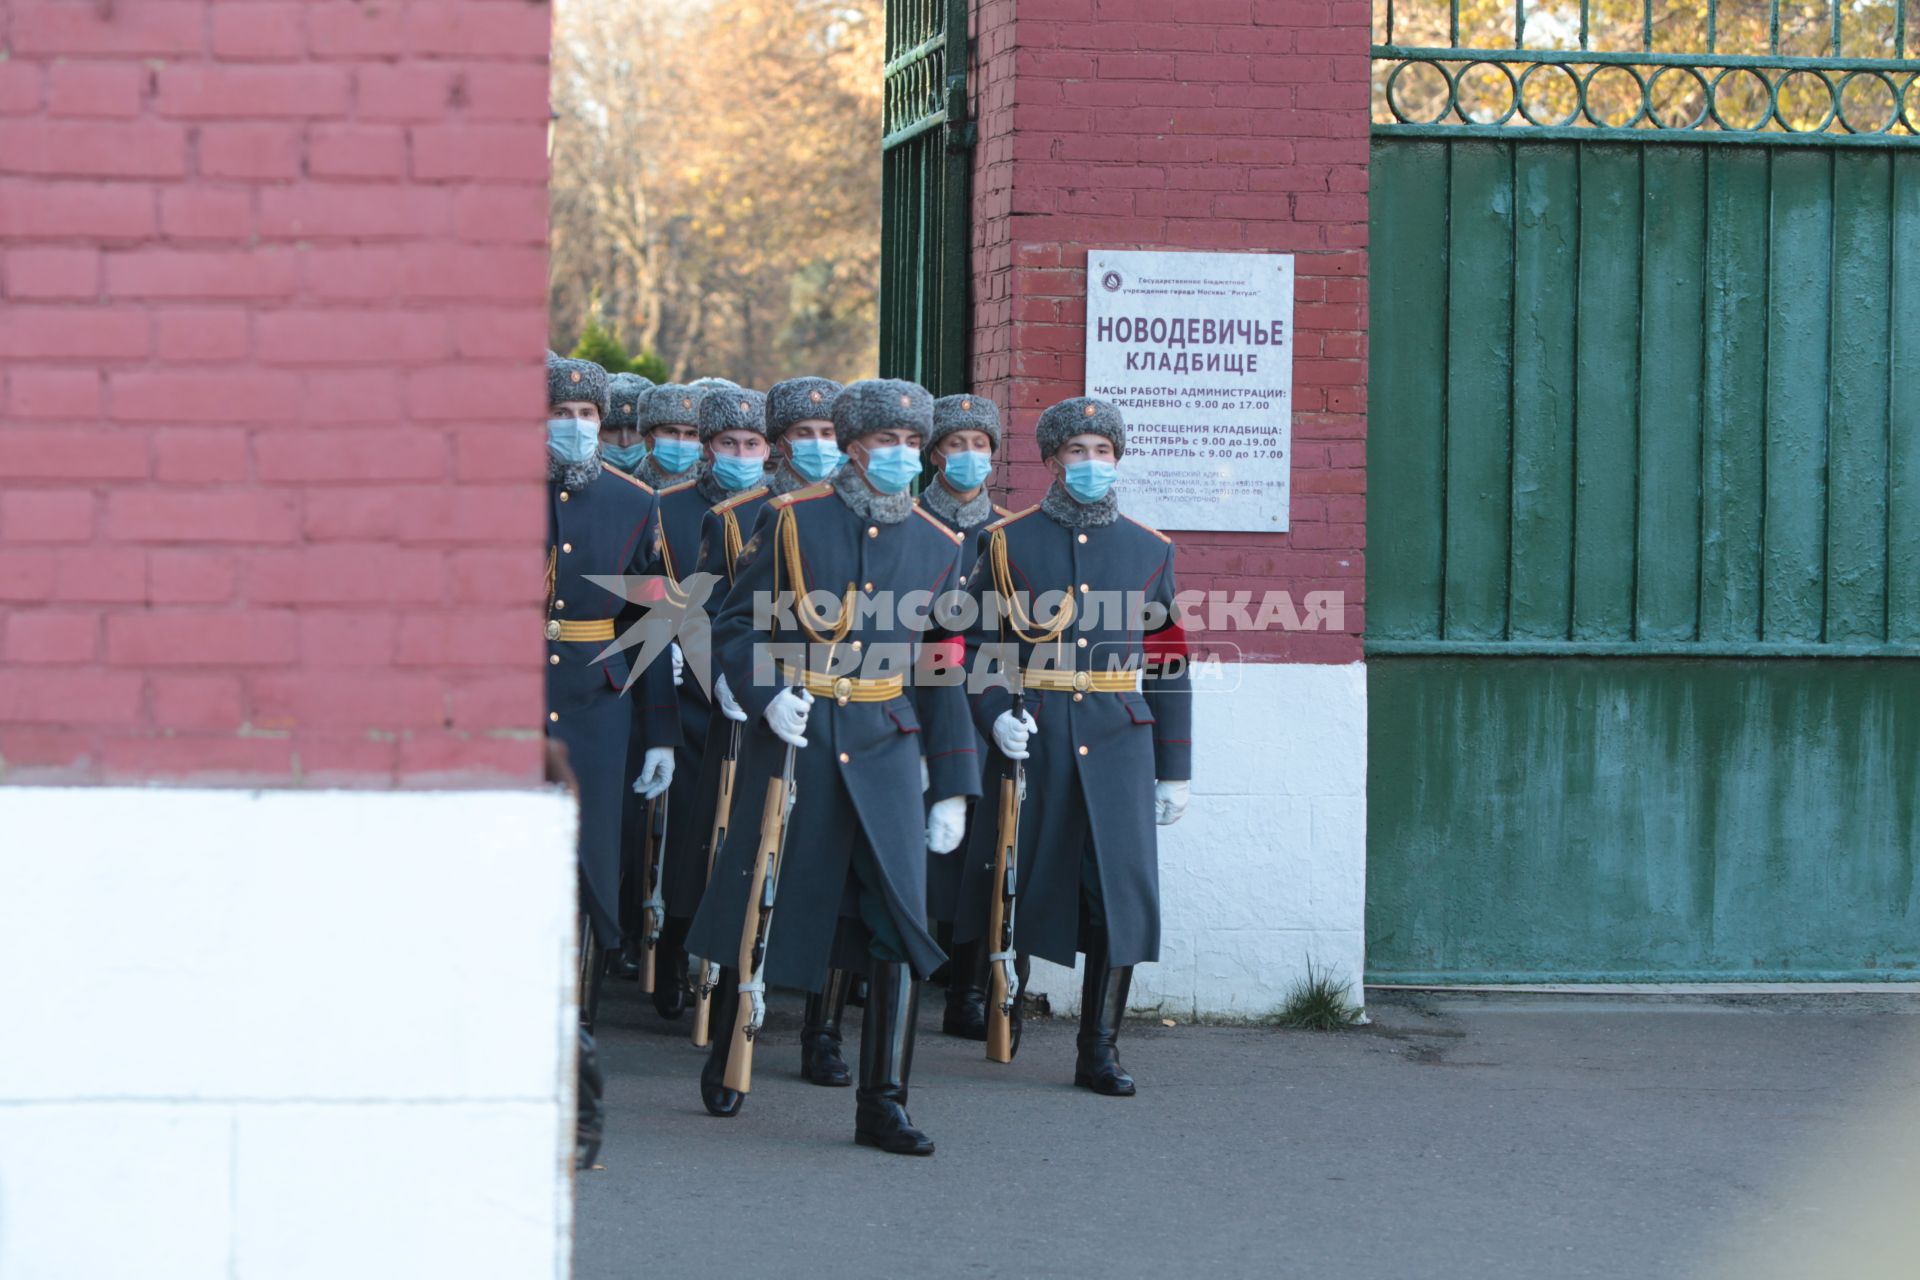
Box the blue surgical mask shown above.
[600,441,647,471]
[711,454,766,491]
[547,418,598,465]
[941,449,992,491]
[787,437,842,482]
[861,443,922,495]
[1062,458,1118,503]
[650,436,702,473]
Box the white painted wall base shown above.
[0,788,578,1280]
[1023,661,1368,1020]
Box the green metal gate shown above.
[1367,0,1920,981]
[879,0,972,394]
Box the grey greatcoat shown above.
[546,464,680,946]
[951,504,1194,968]
[683,482,981,992]
[658,482,773,917]
[915,495,1006,926]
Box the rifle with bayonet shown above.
[688,718,741,1048]
[985,687,1025,1063]
[724,712,799,1094]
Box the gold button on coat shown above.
[549,654,559,665]
[562,542,572,553]
[838,752,851,763]
[1078,745,1089,756]
[549,711,559,722]
[1077,636,1088,648]
[1077,533,1088,544]
[559,492,569,502]
[554,599,564,610]
[867,526,879,538]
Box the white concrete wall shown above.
[1023,661,1368,1019]
[0,788,578,1280]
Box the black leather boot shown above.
[854,960,934,1155]
[941,937,989,1040]
[651,917,689,1021]
[1074,933,1136,1096]
[579,931,604,1033]
[801,968,853,1086]
[700,967,745,1117]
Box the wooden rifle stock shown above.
[724,747,795,1094]
[689,721,741,1049]
[985,691,1025,1063]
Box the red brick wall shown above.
[970,0,1367,663]
[0,1,552,785]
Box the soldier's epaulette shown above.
[992,504,1014,519]
[1123,513,1173,544]
[913,505,965,545]
[711,484,768,514]
[603,463,654,495]
[768,480,833,510]
[658,477,700,497]
[985,503,1041,533]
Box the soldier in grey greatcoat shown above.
[954,397,1194,1096]
[684,379,979,1155]
[544,355,680,1027]
[916,393,1009,1040]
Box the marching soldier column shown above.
[541,349,1195,1157]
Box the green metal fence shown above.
[880,0,972,394]
[1367,1,1920,982]
[1369,139,1920,656]
[1374,0,1920,143]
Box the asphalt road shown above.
[575,987,1920,1280]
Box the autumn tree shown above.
[550,0,884,385]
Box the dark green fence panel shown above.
[1699,148,1771,642]
[1895,154,1920,643]
[1443,143,1515,641]
[1367,657,1920,983]
[879,0,971,395]
[1369,137,1920,657]
[1570,144,1641,642]
[1368,142,1451,639]
[1509,147,1578,640]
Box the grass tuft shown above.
[1276,961,1362,1031]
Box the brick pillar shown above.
[0,6,573,1271]
[0,0,554,785]
[968,0,1371,1014]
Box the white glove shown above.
[992,709,1037,760]
[1154,779,1190,826]
[634,747,676,799]
[714,673,748,723]
[927,796,967,854]
[764,686,815,748]
[671,642,685,688]
[920,755,930,793]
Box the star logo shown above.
[583,571,725,697]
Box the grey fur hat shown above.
[927,393,1002,455]
[640,383,705,432]
[604,372,654,432]
[831,378,935,448]
[1035,396,1126,460]
[698,387,770,443]
[547,356,610,417]
[765,377,844,441]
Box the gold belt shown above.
[547,618,616,642]
[1022,668,1138,694]
[781,664,906,704]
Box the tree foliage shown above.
[550,0,883,387]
